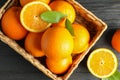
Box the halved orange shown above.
[20,1,52,32]
[87,48,118,78]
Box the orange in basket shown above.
[41,26,74,59]
[25,32,45,57]
[46,55,72,74]
[49,0,76,27]
[20,0,51,6]
[72,24,90,54]
[20,1,52,32]
[1,6,28,40]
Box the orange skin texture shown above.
[1,6,28,40]
[111,29,120,52]
[41,27,74,59]
[25,32,45,57]
[46,55,72,74]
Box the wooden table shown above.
[0,0,120,80]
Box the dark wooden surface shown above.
[0,0,120,80]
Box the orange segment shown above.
[20,1,52,32]
[87,48,118,78]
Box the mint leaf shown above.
[102,70,120,80]
[65,19,75,36]
[40,11,66,23]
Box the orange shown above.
[25,32,45,57]
[20,0,51,6]
[72,24,90,54]
[20,1,52,32]
[46,55,72,74]
[1,6,28,40]
[111,29,120,52]
[87,48,118,78]
[49,0,76,27]
[41,27,74,59]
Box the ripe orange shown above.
[72,24,90,54]
[25,32,45,57]
[1,6,28,40]
[41,27,74,59]
[46,55,72,74]
[20,1,52,32]
[87,48,118,78]
[20,0,51,6]
[111,29,120,52]
[49,0,76,27]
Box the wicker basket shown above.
[0,0,107,80]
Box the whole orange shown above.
[1,6,28,40]
[25,32,45,57]
[111,29,120,52]
[41,27,74,59]
[46,55,72,74]
[72,24,90,54]
[49,0,76,27]
[20,0,50,6]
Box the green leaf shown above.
[40,11,66,23]
[65,19,75,36]
[101,70,120,80]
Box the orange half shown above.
[87,48,118,78]
[20,1,52,32]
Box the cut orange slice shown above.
[87,48,118,78]
[20,1,52,32]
